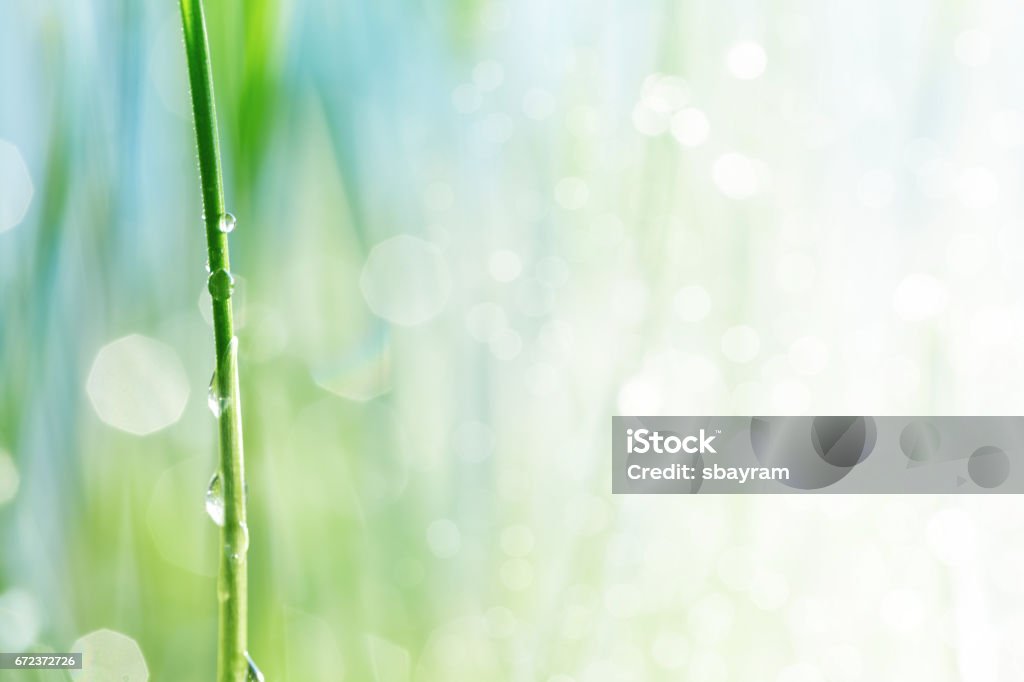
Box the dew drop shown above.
[219,212,237,234]
[245,652,265,682]
[224,336,239,364]
[205,473,225,527]
[207,269,235,301]
[207,370,230,417]
[226,522,250,562]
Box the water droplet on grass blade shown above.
[245,652,265,681]
[205,473,224,526]
[207,370,230,417]
[219,212,237,234]
[208,268,235,301]
[226,522,249,562]
[208,337,240,418]
[207,370,218,416]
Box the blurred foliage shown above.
[3,0,1024,680]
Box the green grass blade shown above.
[179,1,249,680]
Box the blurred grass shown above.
[3,0,1024,680]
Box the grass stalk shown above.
[179,1,249,680]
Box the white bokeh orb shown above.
[0,449,19,505]
[956,166,999,208]
[0,139,34,233]
[726,41,767,80]
[360,235,451,326]
[670,107,710,147]
[488,249,523,282]
[71,629,149,682]
[712,153,763,199]
[86,334,189,436]
[0,589,40,650]
[426,519,462,558]
[892,273,947,321]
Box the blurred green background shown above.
[3,0,1024,680]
